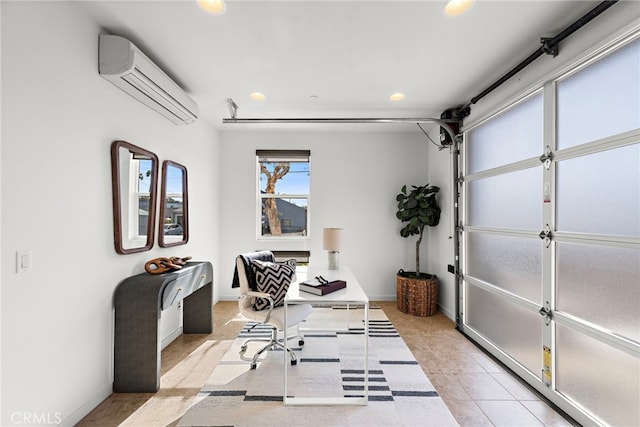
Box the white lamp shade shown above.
[322,228,344,251]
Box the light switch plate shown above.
[16,250,31,273]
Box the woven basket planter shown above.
[396,273,438,316]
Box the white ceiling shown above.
[80,0,605,131]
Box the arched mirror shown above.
[111,140,159,254]
[159,160,189,247]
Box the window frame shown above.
[256,150,311,240]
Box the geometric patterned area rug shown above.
[179,306,459,426]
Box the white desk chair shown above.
[232,251,313,369]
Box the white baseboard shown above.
[437,304,455,322]
[58,384,111,427]
[58,327,184,426]
[161,326,184,350]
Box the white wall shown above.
[218,130,432,302]
[425,144,457,320]
[1,2,220,426]
[425,2,640,323]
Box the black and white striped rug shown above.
[179,306,458,426]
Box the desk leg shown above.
[346,303,350,329]
[364,301,369,402]
[284,301,288,402]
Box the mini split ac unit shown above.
[99,34,199,125]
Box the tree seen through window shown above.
[258,151,310,238]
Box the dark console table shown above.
[113,261,213,392]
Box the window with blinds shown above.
[257,150,310,239]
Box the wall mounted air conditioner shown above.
[99,34,199,125]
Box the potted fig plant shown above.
[395,183,441,316]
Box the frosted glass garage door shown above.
[461,35,640,427]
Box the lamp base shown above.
[328,251,340,270]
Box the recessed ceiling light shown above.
[250,92,266,101]
[197,0,226,15]
[390,93,405,101]
[444,0,474,16]
[310,95,319,101]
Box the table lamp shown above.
[322,228,343,270]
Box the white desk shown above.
[283,266,369,405]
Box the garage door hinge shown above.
[538,301,552,326]
[538,224,552,248]
[539,146,553,170]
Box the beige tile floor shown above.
[78,301,576,427]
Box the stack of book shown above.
[299,277,347,295]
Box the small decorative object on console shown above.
[299,278,347,295]
[144,256,192,274]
